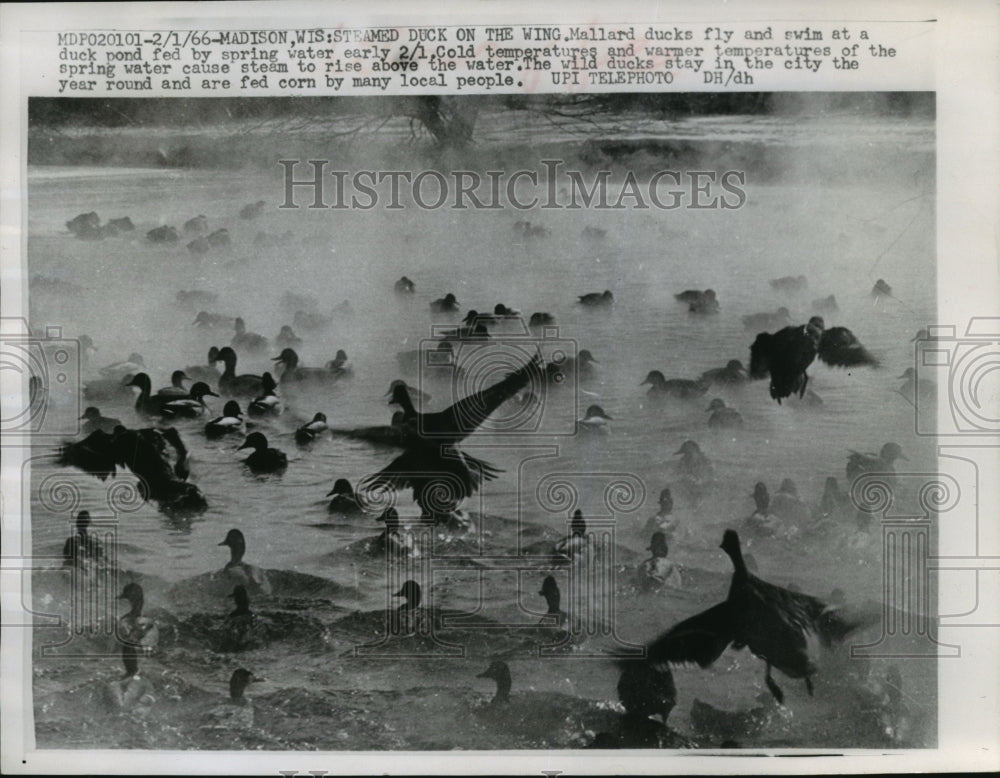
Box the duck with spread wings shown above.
[357,355,542,522]
[645,529,879,703]
[749,316,879,403]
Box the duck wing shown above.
[645,602,735,669]
[419,355,541,441]
[333,423,416,449]
[818,327,879,368]
[57,430,119,479]
[359,445,502,503]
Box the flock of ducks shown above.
[50,228,921,747]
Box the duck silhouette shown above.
[577,290,614,307]
[216,346,264,398]
[326,478,364,514]
[231,318,268,353]
[79,406,122,436]
[699,359,748,387]
[218,528,272,596]
[641,370,709,400]
[204,400,245,439]
[770,275,808,293]
[645,529,879,703]
[846,442,907,483]
[359,355,541,520]
[749,316,879,403]
[294,412,329,445]
[246,372,281,417]
[706,398,743,429]
[184,346,222,384]
[156,370,190,396]
[237,432,287,473]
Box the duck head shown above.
[583,405,612,421]
[118,582,144,615]
[477,660,512,704]
[648,531,669,558]
[719,529,747,573]
[443,293,457,304]
[807,316,826,336]
[896,367,916,380]
[126,373,152,394]
[272,348,300,370]
[538,575,561,612]
[218,528,247,563]
[641,370,667,388]
[221,400,243,418]
[170,370,190,388]
[260,372,278,393]
[394,580,421,610]
[327,478,354,498]
[578,349,598,364]
[752,482,770,511]
[80,406,102,421]
[880,442,907,463]
[216,346,238,369]
[75,509,91,533]
[726,359,746,373]
[229,668,261,704]
[602,290,614,301]
[674,440,701,457]
[237,432,269,453]
[234,317,247,334]
[706,398,727,412]
[569,509,587,537]
[189,382,219,402]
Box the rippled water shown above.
[25,110,937,750]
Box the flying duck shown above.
[749,316,879,403]
[645,529,877,703]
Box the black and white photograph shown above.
[1,2,998,774]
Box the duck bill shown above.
[236,443,251,451]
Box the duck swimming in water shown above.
[218,528,272,595]
[107,582,158,712]
[430,292,460,314]
[673,440,713,482]
[99,352,145,381]
[158,382,220,419]
[749,316,879,403]
[62,509,103,567]
[275,325,303,350]
[272,348,344,384]
[157,370,191,396]
[202,669,262,731]
[246,372,281,417]
[294,412,328,445]
[327,478,364,514]
[127,373,179,416]
[578,404,613,432]
[528,312,555,327]
[394,276,416,295]
[577,290,614,307]
[204,400,245,439]
[231,317,268,353]
[645,529,879,703]
[641,370,710,400]
[769,479,810,527]
[744,482,780,536]
[846,442,907,483]
[79,406,122,436]
[237,432,287,473]
[770,275,808,293]
[193,311,236,330]
[216,346,264,398]
[706,398,744,429]
[896,367,935,404]
[688,289,719,314]
[742,308,791,332]
[538,575,568,627]
[699,359,748,387]
[184,346,222,384]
